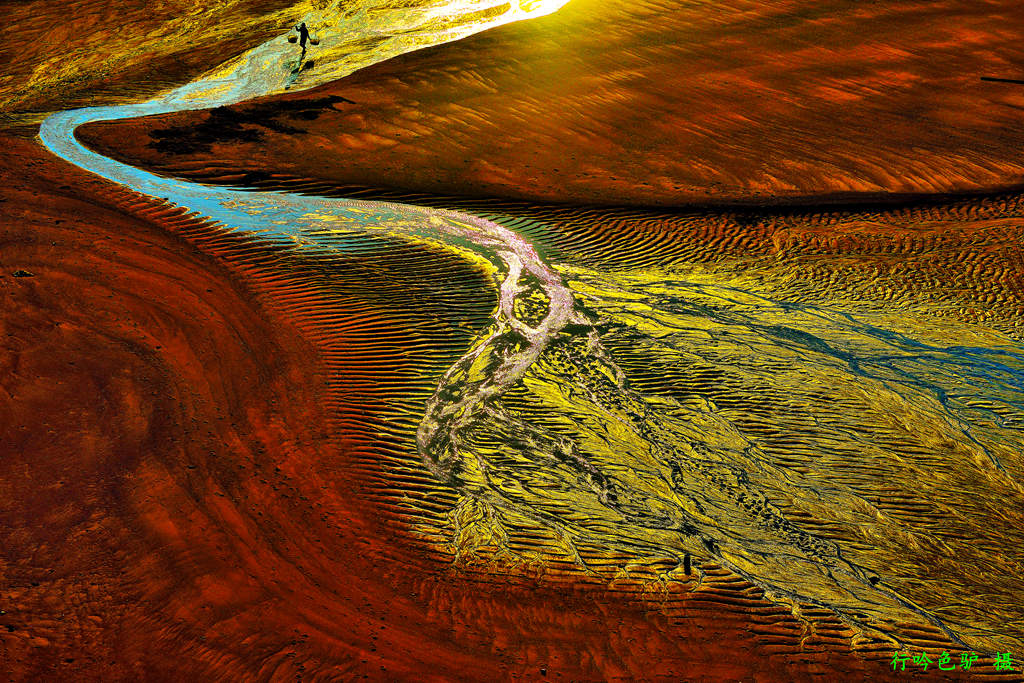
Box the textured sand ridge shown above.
[1,134,929,682]
[6,0,1024,679]
[81,0,1024,204]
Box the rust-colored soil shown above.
[9,0,1024,679]
[3,134,977,681]
[80,0,1024,205]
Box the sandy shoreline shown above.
[6,0,1024,677]
[0,132,918,681]
[79,0,1024,207]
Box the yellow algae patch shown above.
[300,211,350,222]
[420,247,1024,654]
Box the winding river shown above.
[37,0,1024,661]
[39,0,580,485]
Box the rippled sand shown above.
[6,0,1024,680]
[82,0,1024,203]
[0,0,310,121]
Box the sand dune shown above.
[0,0,304,121]
[81,0,1024,204]
[0,133,957,681]
[6,0,1024,678]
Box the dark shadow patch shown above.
[147,95,355,155]
[981,76,1024,85]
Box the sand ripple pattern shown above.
[37,4,1024,675]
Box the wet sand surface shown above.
[0,0,302,123]
[7,0,1024,679]
[80,0,1024,205]
[0,134,959,682]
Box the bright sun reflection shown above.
[182,0,572,106]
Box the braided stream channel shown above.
[39,0,1024,667]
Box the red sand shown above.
[9,0,1024,676]
[80,0,1024,206]
[2,135,989,680]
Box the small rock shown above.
[12,270,34,278]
